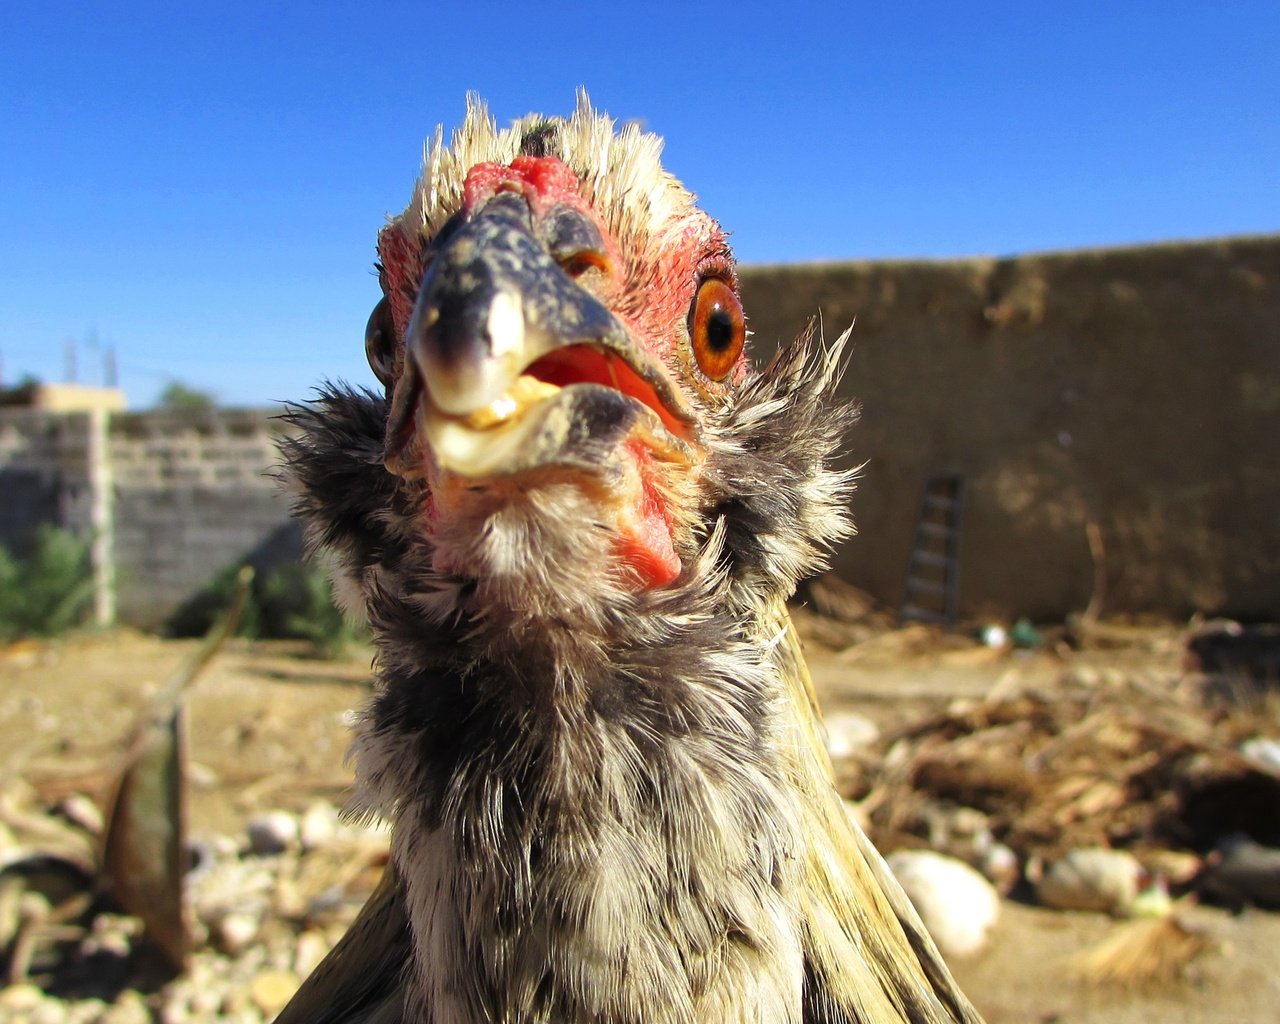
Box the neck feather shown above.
[350,582,806,1023]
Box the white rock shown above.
[0,984,47,1011]
[299,801,339,852]
[293,929,331,978]
[101,991,150,1024]
[1240,736,1280,774]
[211,911,260,955]
[886,849,1000,958]
[30,1000,67,1024]
[65,1000,108,1024]
[978,625,1008,648]
[1034,846,1142,915]
[823,711,880,761]
[980,842,1020,895]
[246,811,299,855]
[1063,664,1102,687]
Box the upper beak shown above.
[382,192,697,479]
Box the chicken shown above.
[276,93,984,1024]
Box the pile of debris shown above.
[848,669,1280,866]
[818,606,1280,957]
[798,575,1280,980]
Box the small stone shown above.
[299,801,339,852]
[1064,665,1102,688]
[83,923,133,959]
[0,984,46,1011]
[948,807,990,838]
[1035,847,1142,915]
[273,875,308,920]
[980,843,1020,895]
[30,1001,66,1024]
[190,983,223,1015]
[212,911,260,954]
[1205,834,1280,908]
[1240,736,1280,774]
[888,850,1000,958]
[65,1000,109,1024]
[101,990,150,1024]
[246,811,299,855]
[249,969,300,1017]
[978,624,1008,648]
[293,929,331,977]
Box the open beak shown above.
[382,192,698,482]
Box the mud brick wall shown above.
[740,234,1280,621]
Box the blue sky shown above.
[2,3,1276,408]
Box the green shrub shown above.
[259,562,361,658]
[0,526,94,642]
[167,561,263,640]
[168,559,362,657]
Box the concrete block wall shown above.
[0,410,95,555]
[107,410,300,625]
[0,406,300,628]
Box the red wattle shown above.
[614,442,681,589]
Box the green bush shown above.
[166,561,264,640]
[0,526,95,642]
[168,559,362,657]
[259,562,361,657]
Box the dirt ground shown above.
[2,630,1277,1023]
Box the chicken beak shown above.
[382,192,697,480]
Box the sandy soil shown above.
[2,630,1277,1023]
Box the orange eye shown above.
[689,278,745,381]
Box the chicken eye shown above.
[365,296,398,388]
[689,278,745,381]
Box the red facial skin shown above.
[379,155,745,590]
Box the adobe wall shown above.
[739,234,1280,621]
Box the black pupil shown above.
[705,304,736,353]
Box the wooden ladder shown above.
[900,473,966,626]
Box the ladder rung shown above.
[909,550,953,569]
[901,473,965,627]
